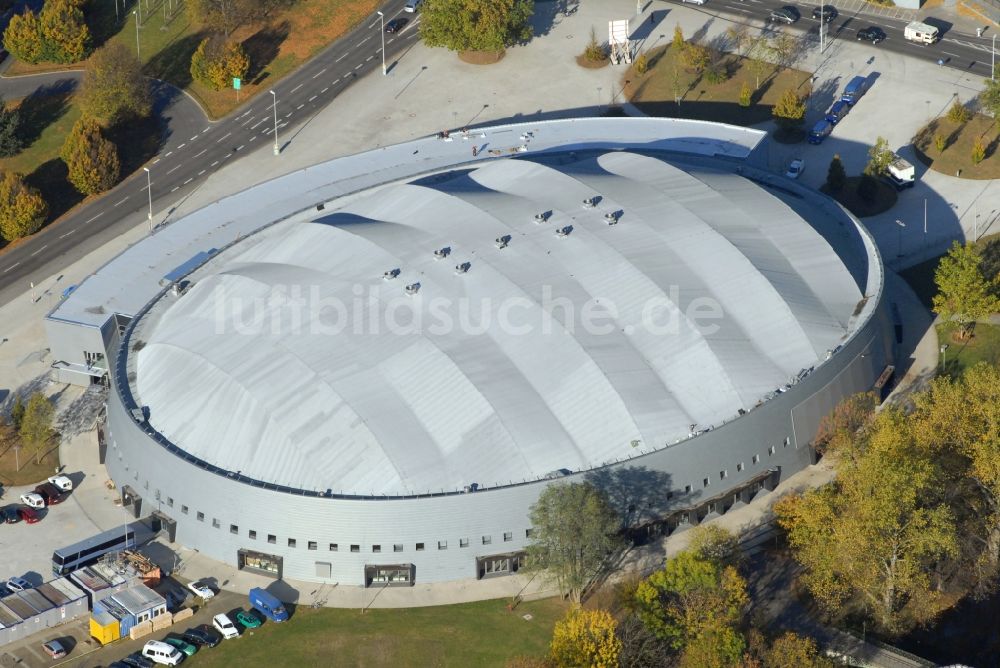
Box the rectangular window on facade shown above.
[720,470,727,480]
[167,498,173,507]
[308,541,317,551]
[212,518,220,529]
[752,454,760,464]
[684,484,692,493]
[373,545,381,553]
[350,545,360,553]
[784,437,790,448]
[394,544,403,552]
[482,535,491,545]
[196,512,205,522]
[768,445,775,456]
[737,463,744,472]
[249,530,257,540]
[703,477,710,488]
[267,534,276,544]
[230,524,238,534]
[460,538,469,548]
[525,528,533,538]
[416,542,425,551]
[288,538,297,548]
[438,541,447,550]
[329,543,338,551]
[181,505,189,515]
[504,532,513,542]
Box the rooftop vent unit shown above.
[433,246,451,260]
[604,210,623,225]
[383,268,401,280]
[404,282,421,295]
[555,225,573,238]
[533,211,551,224]
[582,196,601,208]
[495,235,511,249]
[455,261,471,274]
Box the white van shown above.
[213,613,239,639]
[19,492,45,509]
[141,640,184,666]
[404,0,422,12]
[904,20,939,44]
[47,475,73,492]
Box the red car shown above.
[18,506,40,524]
[34,483,66,506]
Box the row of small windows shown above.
[172,502,528,551]
[665,438,790,497]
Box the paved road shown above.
[0,0,417,306]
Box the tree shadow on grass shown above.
[243,21,291,84]
[25,158,83,223]
[17,79,76,149]
[143,30,206,89]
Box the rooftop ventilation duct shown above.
[404,282,421,295]
[555,225,573,238]
[433,247,451,260]
[495,235,511,249]
[383,268,401,280]
[455,262,471,274]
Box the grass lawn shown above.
[8,0,380,119]
[625,44,812,127]
[0,428,59,487]
[937,322,1000,376]
[820,176,898,219]
[913,113,1000,180]
[187,597,566,667]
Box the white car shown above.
[141,639,184,666]
[785,158,805,179]
[6,576,31,592]
[19,492,45,509]
[47,475,73,492]
[186,580,215,600]
[682,0,707,4]
[213,612,239,639]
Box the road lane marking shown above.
[190,135,198,141]
[86,213,103,223]
[164,151,173,157]
[30,244,47,257]
[211,161,219,167]
[178,143,186,148]
[942,50,961,58]
[357,36,370,47]
[297,103,304,109]
[366,55,374,62]
[59,229,76,238]
[216,132,232,143]
[250,135,257,141]
[194,149,207,158]
[2,263,19,273]
[203,127,210,133]
[198,170,206,176]
[313,67,327,78]
[321,87,329,93]
[184,178,193,184]
[285,112,293,118]
[236,145,244,151]
[332,78,340,85]
[171,186,179,192]
[336,53,347,62]
[250,118,266,129]
[308,95,317,102]
[354,63,363,70]
[167,165,181,174]
[113,196,129,206]
[291,83,304,93]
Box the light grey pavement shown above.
[0,0,989,611]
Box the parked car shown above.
[384,17,408,33]
[17,506,40,524]
[163,636,197,657]
[811,5,837,22]
[825,99,850,124]
[0,584,10,597]
[182,626,220,648]
[34,483,66,506]
[121,654,155,668]
[42,639,67,659]
[6,576,31,592]
[141,640,184,666]
[681,0,707,5]
[185,581,215,600]
[785,159,805,179]
[808,119,834,144]
[768,6,799,24]
[856,26,886,44]
[1,505,19,523]
[47,475,73,492]
[212,613,239,639]
[235,609,263,629]
[19,492,44,509]
[404,0,422,11]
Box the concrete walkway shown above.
[0,0,985,607]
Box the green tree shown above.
[80,42,152,126]
[583,27,606,63]
[10,395,25,431]
[745,37,772,90]
[672,24,685,52]
[190,36,251,90]
[187,0,252,36]
[762,632,832,668]
[863,136,893,177]
[634,52,648,75]
[981,78,1000,125]
[633,550,747,656]
[19,392,54,460]
[824,154,846,194]
[932,241,1000,340]
[681,43,710,74]
[933,133,946,153]
[776,409,958,634]
[0,96,22,158]
[972,137,986,164]
[725,24,750,57]
[687,525,739,567]
[772,88,806,132]
[0,171,47,241]
[39,0,89,63]
[738,81,752,108]
[2,10,43,64]
[420,0,534,53]
[526,482,621,603]
[60,117,120,195]
[946,99,971,124]
[549,607,621,668]
[769,32,796,69]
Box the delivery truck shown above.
[884,154,916,190]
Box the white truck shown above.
[885,154,916,190]
[904,21,939,44]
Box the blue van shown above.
[808,119,833,144]
[248,587,289,622]
[840,76,870,105]
[825,100,850,125]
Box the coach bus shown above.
[52,526,137,576]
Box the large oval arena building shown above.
[46,118,893,588]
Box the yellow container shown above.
[89,615,120,645]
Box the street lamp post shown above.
[993,34,996,81]
[819,4,825,54]
[143,167,152,232]
[895,219,906,259]
[940,344,949,372]
[377,11,386,76]
[133,10,140,59]
[270,90,280,155]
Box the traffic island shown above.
[913,114,1000,180]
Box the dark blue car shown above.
[825,100,850,125]
[808,119,833,144]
